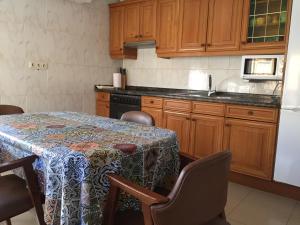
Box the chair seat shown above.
[0,174,33,221]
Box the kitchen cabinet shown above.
[177,0,209,53]
[223,118,277,180]
[190,114,224,158]
[163,110,191,154]
[109,5,137,59]
[141,96,164,127]
[142,107,163,127]
[240,0,291,53]
[206,0,243,52]
[156,0,179,55]
[123,0,156,43]
[96,92,110,117]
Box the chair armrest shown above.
[0,155,37,173]
[108,174,169,206]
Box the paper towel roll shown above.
[113,73,122,88]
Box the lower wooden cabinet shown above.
[163,111,191,154]
[142,107,163,127]
[190,114,224,158]
[96,101,110,117]
[223,118,277,180]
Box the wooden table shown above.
[0,112,179,225]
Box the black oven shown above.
[110,94,141,119]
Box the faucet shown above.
[208,74,216,97]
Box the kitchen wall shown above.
[123,48,282,95]
[0,0,121,114]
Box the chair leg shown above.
[6,219,12,225]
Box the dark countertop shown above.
[95,85,281,108]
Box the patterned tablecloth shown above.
[0,112,179,225]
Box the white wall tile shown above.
[123,48,280,95]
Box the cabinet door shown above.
[240,0,291,53]
[156,0,179,54]
[177,0,209,53]
[206,0,243,52]
[96,101,110,117]
[163,111,190,154]
[190,114,224,158]
[124,4,140,43]
[142,107,163,127]
[223,118,277,180]
[110,6,124,56]
[140,1,156,41]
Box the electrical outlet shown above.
[28,61,48,71]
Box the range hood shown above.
[124,40,156,48]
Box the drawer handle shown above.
[150,100,154,104]
[248,111,254,116]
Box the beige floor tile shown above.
[229,189,297,225]
[0,209,38,225]
[287,203,300,225]
[226,182,254,214]
[228,218,247,225]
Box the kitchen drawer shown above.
[164,99,192,112]
[192,101,225,116]
[96,92,110,102]
[142,96,163,109]
[226,104,278,123]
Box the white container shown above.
[113,73,122,88]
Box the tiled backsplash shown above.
[0,0,121,113]
[123,48,281,95]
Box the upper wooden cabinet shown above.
[110,6,124,57]
[110,0,291,58]
[124,4,140,42]
[124,0,156,43]
[241,0,291,53]
[177,0,209,53]
[140,1,157,40]
[156,0,179,54]
[206,0,243,52]
[109,5,137,59]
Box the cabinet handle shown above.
[192,119,196,122]
[186,117,190,120]
[225,123,231,127]
[207,44,212,47]
[201,43,206,47]
[241,41,247,44]
[134,35,139,38]
[120,48,123,51]
[139,35,143,38]
[248,111,254,116]
[150,100,154,104]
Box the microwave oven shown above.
[241,55,284,80]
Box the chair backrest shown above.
[0,105,24,115]
[151,151,232,225]
[120,111,154,126]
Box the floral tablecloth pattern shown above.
[0,112,179,225]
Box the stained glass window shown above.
[247,0,288,43]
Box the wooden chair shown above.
[0,155,45,225]
[103,151,232,225]
[120,111,154,126]
[0,105,24,115]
